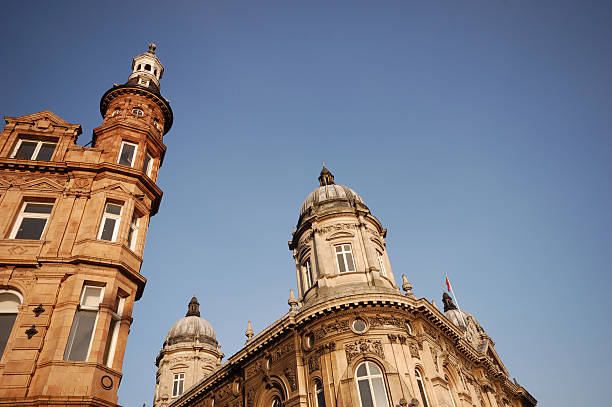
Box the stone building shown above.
[0,44,172,406]
[162,167,536,407]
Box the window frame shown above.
[11,138,57,161]
[142,151,154,177]
[304,258,314,289]
[97,202,123,242]
[0,289,22,361]
[334,244,356,273]
[103,295,125,368]
[445,374,458,407]
[415,369,430,407]
[376,251,386,276]
[117,141,138,167]
[9,201,54,240]
[172,372,185,397]
[63,285,105,362]
[127,212,141,251]
[355,361,391,407]
[314,379,326,407]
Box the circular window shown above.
[131,108,144,116]
[352,318,367,333]
[303,333,315,350]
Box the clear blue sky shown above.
[2,1,611,406]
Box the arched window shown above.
[445,374,457,407]
[415,369,430,407]
[271,396,282,407]
[355,361,390,407]
[145,64,152,71]
[315,379,326,407]
[0,290,22,359]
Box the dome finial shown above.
[245,321,254,342]
[318,165,335,186]
[186,295,200,317]
[442,292,457,312]
[148,43,157,54]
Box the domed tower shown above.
[289,166,398,305]
[154,296,222,407]
[94,43,173,182]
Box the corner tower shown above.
[0,45,172,406]
[154,296,222,407]
[289,166,398,306]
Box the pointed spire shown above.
[245,321,254,342]
[186,294,200,317]
[401,274,414,298]
[442,292,457,312]
[288,289,298,310]
[318,165,335,186]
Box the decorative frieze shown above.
[284,366,297,391]
[345,338,384,363]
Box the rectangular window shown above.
[10,201,53,240]
[142,152,154,177]
[98,203,123,242]
[304,259,314,289]
[103,294,125,367]
[173,373,185,397]
[377,251,386,276]
[127,213,141,251]
[117,141,138,167]
[11,138,56,161]
[335,244,356,273]
[64,285,104,361]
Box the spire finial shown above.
[245,321,254,342]
[288,289,298,310]
[148,43,157,54]
[186,295,200,317]
[442,292,457,312]
[318,165,335,186]
[401,274,414,297]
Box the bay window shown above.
[98,202,123,242]
[64,285,104,361]
[117,141,138,167]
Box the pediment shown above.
[170,363,189,370]
[94,183,131,195]
[485,346,508,376]
[370,236,385,250]
[20,177,65,192]
[326,231,355,240]
[4,111,82,134]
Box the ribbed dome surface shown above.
[166,315,217,347]
[300,184,364,216]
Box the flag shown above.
[445,275,451,292]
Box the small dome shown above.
[299,166,365,217]
[166,296,217,347]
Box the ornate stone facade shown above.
[0,45,173,406]
[164,168,536,407]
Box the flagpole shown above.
[445,273,461,311]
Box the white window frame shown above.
[11,138,57,160]
[117,141,138,167]
[172,372,185,397]
[97,202,123,242]
[127,213,140,251]
[9,201,53,239]
[355,361,390,407]
[0,289,22,360]
[304,259,313,289]
[377,251,386,276]
[104,295,125,368]
[415,369,430,407]
[64,285,104,362]
[335,244,356,273]
[142,152,154,177]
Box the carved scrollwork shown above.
[284,366,297,391]
[345,338,385,363]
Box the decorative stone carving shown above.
[387,334,397,342]
[317,223,359,235]
[409,342,420,359]
[284,366,297,391]
[308,355,320,372]
[246,388,256,407]
[369,314,404,328]
[430,346,440,373]
[345,338,384,363]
